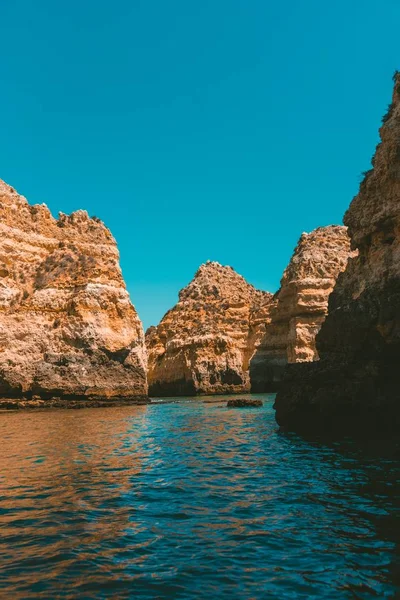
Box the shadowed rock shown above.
[227,398,263,407]
[250,226,354,392]
[274,73,400,435]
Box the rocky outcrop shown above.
[227,398,263,408]
[146,261,274,396]
[0,180,147,403]
[250,226,353,391]
[274,74,400,434]
[146,230,352,398]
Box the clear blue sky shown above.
[1,1,398,330]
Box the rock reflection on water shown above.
[0,396,399,599]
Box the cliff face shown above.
[250,226,353,391]
[274,74,400,434]
[0,180,147,402]
[146,262,274,396]
[147,229,352,397]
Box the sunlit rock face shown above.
[146,261,274,396]
[275,74,400,434]
[146,229,352,398]
[250,226,353,391]
[0,180,147,400]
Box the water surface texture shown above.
[1,395,399,599]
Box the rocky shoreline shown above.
[2,75,399,431]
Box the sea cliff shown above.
[250,226,353,391]
[0,180,147,407]
[146,261,274,396]
[274,74,400,434]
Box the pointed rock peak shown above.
[147,263,273,397]
[179,261,264,303]
[194,260,238,280]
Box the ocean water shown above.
[0,394,399,599]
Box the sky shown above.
[1,0,399,330]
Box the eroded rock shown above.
[146,261,274,396]
[0,180,147,402]
[274,74,400,434]
[250,226,354,391]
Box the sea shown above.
[0,394,399,599]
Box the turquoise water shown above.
[0,395,399,599]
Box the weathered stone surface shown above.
[0,180,147,401]
[250,226,353,391]
[226,398,263,407]
[146,261,274,396]
[274,74,400,434]
[146,230,352,398]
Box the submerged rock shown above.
[146,261,274,396]
[250,226,353,391]
[0,180,147,402]
[226,398,263,407]
[274,73,400,435]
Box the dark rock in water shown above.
[0,396,149,410]
[227,398,263,408]
[274,73,400,436]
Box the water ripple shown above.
[0,395,399,599]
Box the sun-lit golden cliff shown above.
[0,180,147,404]
[146,261,274,396]
[250,226,354,391]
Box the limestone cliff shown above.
[0,180,147,403]
[274,74,400,434]
[146,262,273,396]
[250,226,353,391]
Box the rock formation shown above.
[226,398,263,408]
[250,226,353,391]
[274,73,400,434]
[146,261,274,396]
[0,180,147,405]
[146,229,352,398]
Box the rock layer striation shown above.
[250,226,353,391]
[146,262,274,396]
[0,180,147,403]
[274,74,400,434]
